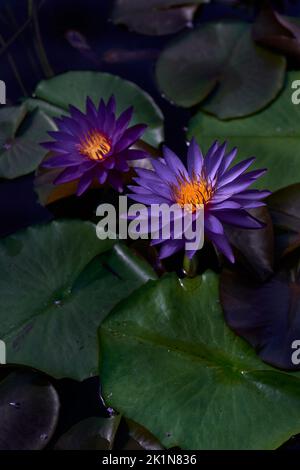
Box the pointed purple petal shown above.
[134,168,161,183]
[114,107,133,141]
[159,240,184,259]
[209,201,241,211]
[42,154,81,169]
[218,157,256,188]
[128,193,172,204]
[151,159,178,185]
[76,170,94,196]
[216,209,265,229]
[127,185,153,195]
[215,169,267,197]
[107,95,116,114]
[86,97,97,119]
[217,147,238,177]
[163,146,188,179]
[205,230,235,263]
[205,213,224,234]
[232,189,271,200]
[114,124,147,153]
[207,141,227,180]
[97,167,108,185]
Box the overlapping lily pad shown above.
[55,415,163,450]
[99,271,300,449]
[156,21,285,118]
[0,370,59,450]
[0,220,156,380]
[112,0,209,36]
[253,6,300,64]
[26,71,164,147]
[188,72,300,191]
[0,105,56,179]
[268,183,300,257]
[221,262,300,371]
[225,207,274,281]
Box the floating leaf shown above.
[55,416,121,450]
[188,72,300,191]
[54,415,163,450]
[0,105,56,179]
[99,271,300,449]
[26,71,164,147]
[0,370,59,450]
[125,419,164,450]
[225,207,274,281]
[112,0,209,36]
[0,220,156,380]
[221,262,300,371]
[253,6,300,64]
[156,21,285,118]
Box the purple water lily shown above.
[41,96,147,195]
[128,139,271,262]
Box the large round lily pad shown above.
[188,71,300,192]
[0,220,156,380]
[0,105,56,179]
[26,71,164,147]
[99,271,300,449]
[156,21,285,118]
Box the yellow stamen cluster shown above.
[172,175,213,212]
[78,130,111,160]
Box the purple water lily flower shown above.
[128,139,271,262]
[41,96,147,195]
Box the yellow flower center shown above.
[78,130,111,161]
[172,176,213,212]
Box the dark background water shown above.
[1,0,300,448]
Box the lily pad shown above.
[55,416,121,450]
[0,370,59,450]
[100,271,300,449]
[54,415,163,450]
[188,71,300,192]
[225,207,274,281]
[253,6,300,64]
[0,220,156,380]
[221,263,300,371]
[0,105,56,179]
[156,21,285,118]
[26,71,164,147]
[268,183,300,257]
[112,0,209,36]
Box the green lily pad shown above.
[99,271,300,450]
[112,0,209,36]
[188,71,300,192]
[156,21,285,118]
[0,104,56,179]
[26,71,164,147]
[0,220,157,380]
